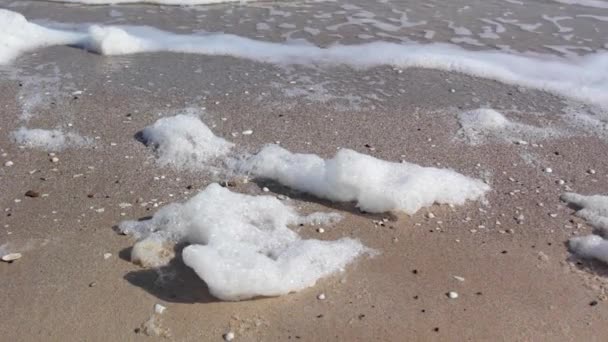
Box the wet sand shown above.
[2,1,608,341]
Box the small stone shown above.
[317,293,326,300]
[88,281,97,287]
[25,190,40,198]
[588,169,596,175]
[103,253,112,260]
[262,187,270,192]
[242,130,253,135]
[453,276,465,282]
[544,167,553,173]
[557,179,565,185]
[154,303,167,314]
[447,291,459,299]
[426,212,435,219]
[223,331,235,341]
[4,161,14,167]
[1,253,22,262]
[50,157,59,163]
[317,228,325,233]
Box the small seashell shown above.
[2,253,22,262]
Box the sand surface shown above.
[2,0,608,340]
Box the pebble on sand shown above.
[317,293,326,300]
[4,161,14,167]
[447,291,459,299]
[103,253,112,260]
[223,331,235,341]
[25,190,40,198]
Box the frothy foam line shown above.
[551,0,608,9]
[40,0,249,5]
[2,9,608,109]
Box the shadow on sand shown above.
[120,244,218,304]
[251,178,399,222]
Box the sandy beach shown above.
[2,0,608,340]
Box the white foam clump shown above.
[11,127,90,151]
[458,108,510,130]
[2,9,608,109]
[141,114,233,169]
[119,183,367,301]
[562,193,608,232]
[569,235,608,263]
[241,144,489,214]
[0,10,84,64]
[457,108,561,145]
[562,193,608,264]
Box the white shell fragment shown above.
[1,253,22,262]
[223,331,235,341]
[154,303,167,314]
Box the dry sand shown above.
[2,1,608,341]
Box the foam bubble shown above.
[562,193,608,264]
[562,193,608,232]
[119,184,369,301]
[241,144,490,214]
[569,235,608,263]
[11,127,90,151]
[456,108,559,145]
[140,114,233,169]
[459,108,510,130]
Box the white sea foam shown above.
[562,193,608,264]
[577,14,608,22]
[11,127,90,151]
[551,0,608,9]
[240,144,490,214]
[2,9,608,109]
[140,114,233,169]
[0,10,84,65]
[119,183,369,301]
[569,235,608,264]
[562,193,608,232]
[456,108,560,145]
